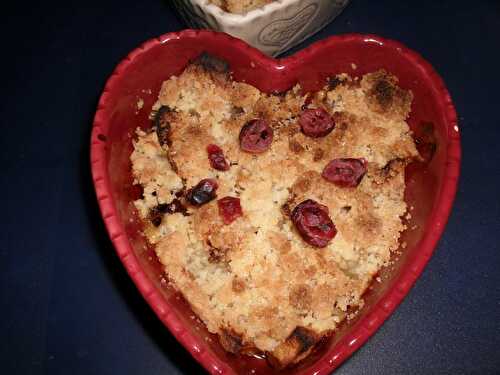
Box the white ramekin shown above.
[171,0,350,56]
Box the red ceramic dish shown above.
[90,30,460,374]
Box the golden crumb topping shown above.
[130,60,418,367]
[208,0,276,14]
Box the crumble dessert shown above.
[130,56,419,368]
[208,0,276,14]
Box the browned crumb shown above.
[313,148,325,162]
[232,277,246,293]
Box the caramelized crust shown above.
[131,63,418,368]
[267,327,320,369]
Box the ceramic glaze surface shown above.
[91,30,460,374]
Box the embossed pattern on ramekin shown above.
[172,0,350,56]
[91,30,461,374]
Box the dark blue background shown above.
[1,1,499,374]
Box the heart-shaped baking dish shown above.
[90,30,460,374]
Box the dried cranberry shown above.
[186,179,218,206]
[239,119,273,153]
[299,107,335,138]
[291,200,337,248]
[207,144,230,171]
[322,158,367,187]
[217,197,243,225]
